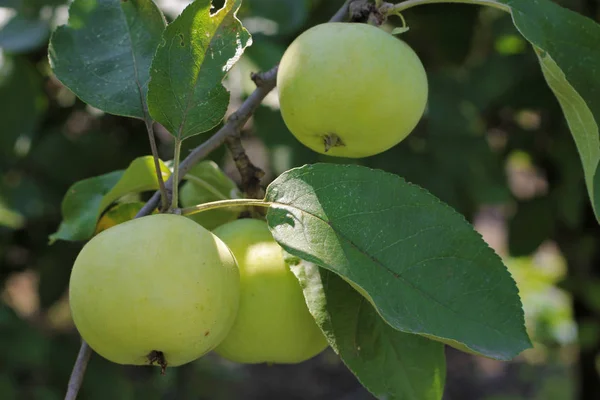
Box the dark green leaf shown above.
[49,0,166,119]
[265,164,531,360]
[290,258,446,400]
[0,14,49,53]
[50,156,170,242]
[147,0,251,140]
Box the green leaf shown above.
[147,0,251,140]
[290,258,446,400]
[0,14,50,53]
[0,56,47,160]
[180,161,242,230]
[50,156,170,243]
[48,0,166,119]
[265,164,531,360]
[488,0,600,220]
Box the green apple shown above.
[69,214,240,369]
[213,219,328,364]
[277,22,428,158]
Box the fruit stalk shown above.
[144,118,170,212]
[181,198,271,217]
[383,0,510,14]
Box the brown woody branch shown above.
[64,2,351,399]
[225,134,265,199]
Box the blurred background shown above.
[1,0,600,398]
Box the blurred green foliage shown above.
[0,0,598,398]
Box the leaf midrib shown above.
[119,1,148,119]
[269,198,522,352]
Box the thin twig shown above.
[144,119,170,212]
[64,340,92,400]
[64,3,353,398]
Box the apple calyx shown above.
[324,133,346,152]
[147,350,167,374]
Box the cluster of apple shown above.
[68,22,427,370]
[71,214,327,369]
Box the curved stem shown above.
[385,0,510,14]
[170,139,182,211]
[181,198,272,216]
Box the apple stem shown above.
[144,118,170,212]
[382,0,510,14]
[180,198,273,217]
[170,139,183,212]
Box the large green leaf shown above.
[147,0,251,140]
[265,164,531,360]
[50,156,170,243]
[497,0,600,222]
[290,258,446,400]
[48,0,166,119]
